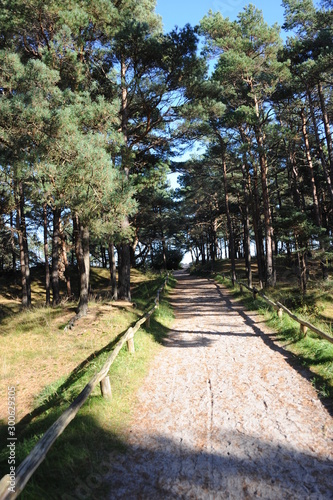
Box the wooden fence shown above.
[236,280,333,345]
[0,275,169,500]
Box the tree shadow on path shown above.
[103,431,333,499]
[170,270,333,418]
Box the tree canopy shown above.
[0,0,332,311]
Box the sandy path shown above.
[105,271,333,499]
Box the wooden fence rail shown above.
[236,279,333,345]
[0,275,169,500]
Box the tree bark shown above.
[43,203,51,306]
[162,233,167,270]
[108,241,118,300]
[52,207,61,306]
[318,82,333,185]
[60,223,71,298]
[117,56,132,300]
[73,215,90,317]
[239,125,264,288]
[16,182,31,308]
[295,234,307,295]
[254,121,275,287]
[117,243,131,301]
[307,88,333,206]
[10,212,16,271]
[221,147,236,285]
[241,161,252,288]
[300,108,321,228]
[101,246,107,268]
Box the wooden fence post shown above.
[100,376,112,399]
[127,335,135,354]
[239,284,243,294]
[253,289,258,300]
[300,324,308,337]
[145,316,151,328]
[278,308,283,319]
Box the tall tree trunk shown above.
[300,107,329,278]
[300,108,321,227]
[295,234,307,295]
[117,57,132,300]
[10,212,16,271]
[101,246,106,268]
[211,219,218,262]
[73,214,90,317]
[16,182,31,308]
[239,125,264,288]
[17,206,27,307]
[82,225,90,295]
[220,140,236,285]
[241,161,252,288]
[318,82,333,185]
[201,237,206,264]
[162,237,167,270]
[52,207,61,306]
[289,150,302,208]
[43,203,51,306]
[254,121,275,287]
[108,241,118,300]
[60,223,71,297]
[117,243,131,301]
[307,89,333,206]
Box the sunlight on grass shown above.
[0,268,175,498]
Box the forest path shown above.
[106,270,333,499]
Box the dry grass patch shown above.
[0,267,162,422]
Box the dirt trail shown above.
[105,270,333,499]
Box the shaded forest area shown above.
[1,0,333,316]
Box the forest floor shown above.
[103,269,333,499]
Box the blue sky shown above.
[157,0,288,194]
[155,0,286,34]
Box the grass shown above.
[0,268,176,499]
[207,263,333,407]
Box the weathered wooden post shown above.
[239,284,243,294]
[127,334,135,354]
[278,307,283,319]
[100,376,112,399]
[253,288,258,300]
[300,324,308,337]
[145,316,151,328]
